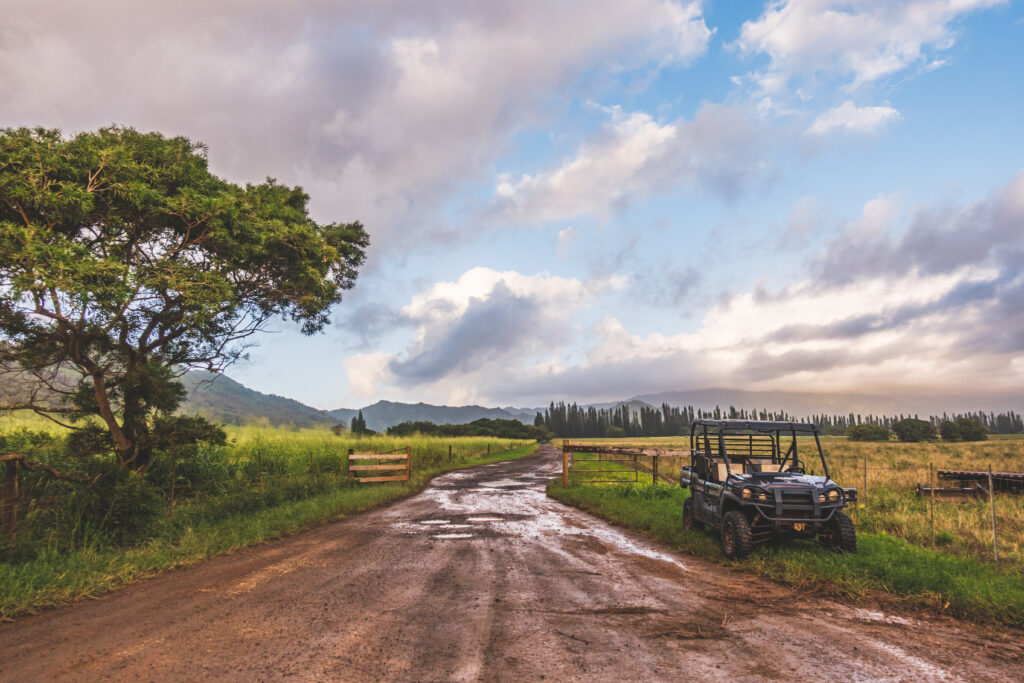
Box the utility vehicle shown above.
[680,419,857,559]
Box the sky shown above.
[2,0,1022,410]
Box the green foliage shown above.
[604,425,626,438]
[892,418,938,442]
[0,126,368,469]
[350,410,372,435]
[939,417,988,442]
[73,464,164,544]
[846,423,891,441]
[386,418,549,440]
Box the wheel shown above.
[820,511,857,552]
[720,511,754,560]
[683,497,703,531]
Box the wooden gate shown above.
[347,446,411,483]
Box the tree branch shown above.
[0,453,97,483]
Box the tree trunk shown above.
[90,372,134,467]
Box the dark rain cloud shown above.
[387,283,548,384]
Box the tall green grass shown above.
[547,481,1024,626]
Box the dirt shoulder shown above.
[1,445,1020,681]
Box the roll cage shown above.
[688,419,830,482]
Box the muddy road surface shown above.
[2,445,1022,681]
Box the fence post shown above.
[929,462,934,549]
[2,459,18,543]
[862,458,868,509]
[652,454,658,485]
[449,445,452,463]
[562,440,569,488]
[406,445,412,480]
[988,467,998,561]
[169,456,177,515]
[347,448,354,478]
[487,443,490,456]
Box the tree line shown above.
[533,401,1023,438]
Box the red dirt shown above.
[1,444,1021,681]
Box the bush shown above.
[846,424,891,441]
[892,418,937,442]
[74,463,165,545]
[940,417,988,442]
[604,425,626,438]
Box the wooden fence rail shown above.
[347,446,411,483]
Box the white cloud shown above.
[342,267,626,402]
[342,176,1024,405]
[0,1,712,252]
[738,0,1006,90]
[806,101,901,136]
[491,103,763,224]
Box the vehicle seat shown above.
[747,459,780,473]
[715,462,743,480]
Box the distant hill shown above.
[327,401,521,433]
[181,371,337,428]
[8,367,1018,433]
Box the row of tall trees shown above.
[534,401,1024,438]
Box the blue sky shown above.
[2,1,1022,409]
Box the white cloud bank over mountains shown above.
[348,172,1024,405]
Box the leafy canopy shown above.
[0,126,368,468]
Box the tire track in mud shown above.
[0,445,1020,681]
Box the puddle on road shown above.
[397,465,688,572]
[433,533,475,540]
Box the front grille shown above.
[777,488,815,519]
[781,490,812,507]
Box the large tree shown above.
[0,127,368,469]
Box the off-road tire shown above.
[820,511,857,552]
[721,511,754,560]
[683,497,703,531]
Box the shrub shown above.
[604,425,626,438]
[846,424,891,441]
[893,418,938,442]
[939,417,988,442]
[74,463,165,545]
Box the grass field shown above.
[552,435,1024,625]
[560,435,1024,566]
[0,414,537,619]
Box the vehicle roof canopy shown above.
[692,419,820,434]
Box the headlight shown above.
[818,494,826,503]
[757,492,768,501]
[741,487,752,499]
[828,489,840,502]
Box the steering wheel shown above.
[786,460,805,474]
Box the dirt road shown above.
[2,445,1021,681]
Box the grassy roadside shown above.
[547,481,1024,627]
[0,443,538,620]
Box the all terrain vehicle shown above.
[680,419,857,559]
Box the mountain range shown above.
[179,372,1021,431]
